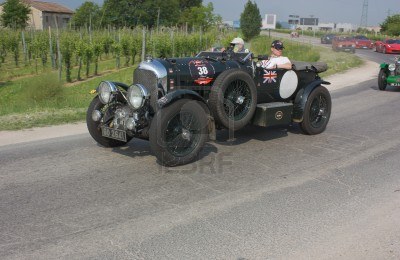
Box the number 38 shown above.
[197,66,208,75]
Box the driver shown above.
[221,37,249,53]
[230,37,247,53]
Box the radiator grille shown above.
[133,69,159,113]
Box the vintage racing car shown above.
[86,50,332,166]
[378,56,400,90]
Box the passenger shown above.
[221,37,248,53]
[260,40,292,69]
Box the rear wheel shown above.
[149,99,208,167]
[378,69,387,91]
[300,86,331,135]
[209,69,257,131]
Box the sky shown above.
[5,0,399,27]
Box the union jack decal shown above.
[263,70,277,84]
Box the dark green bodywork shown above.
[380,63,400,86]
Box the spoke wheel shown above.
[223,79,252,121]
[309,94,329,129]
[209,69,257,131]
[150,99,208,166]
[300,86,331,135]
[378,69,387,91]
[164,110,202,157]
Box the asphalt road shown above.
[1,47,400,259]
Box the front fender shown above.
[380,63,388,69]
[157,89,207,109]
[292,79,331,122]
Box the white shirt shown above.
[261,56,291,69]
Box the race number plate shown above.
[101,126,127,142]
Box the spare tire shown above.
[209,69,257,131]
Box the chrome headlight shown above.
[388,64,396,71]
[127,84,150,110]
[98,81,116,104]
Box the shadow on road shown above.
[214,124,296,147]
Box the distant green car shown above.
[378,56,400,90]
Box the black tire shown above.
[378,69,387,91]
[300,86,331,135]
[86,96,132,147]
[209,69,257,131]
[149,99,208,167]
[383,47,386,54]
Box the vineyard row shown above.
[0,27,235,82]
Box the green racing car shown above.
[378,56,400,90]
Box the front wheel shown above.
[378,69,387,91]
[86,96,132,147]
[300,86,331,135]
[149,99,209,167]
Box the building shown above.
[285,15,358,33]
[262,14,277,30]
[288,15,300,29]
[0,0,74,30]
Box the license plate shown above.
[101,126,127,142]
[390,83,400,87]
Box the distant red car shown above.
[332,36,355,53]
[375,39,400,54]
[353,35,374,49]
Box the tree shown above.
[380,14,400,36]
[101,0,180,28]
[178,0,202,10]
[71,1,101,29]
[179,3,221,31]
[0,0,31,29]
[240,0,262,41]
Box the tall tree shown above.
[240,0,262,41]
[0,0,31,29]
[380,14,400,36]
[71,1,101,29]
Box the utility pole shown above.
[360,0,368,28]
